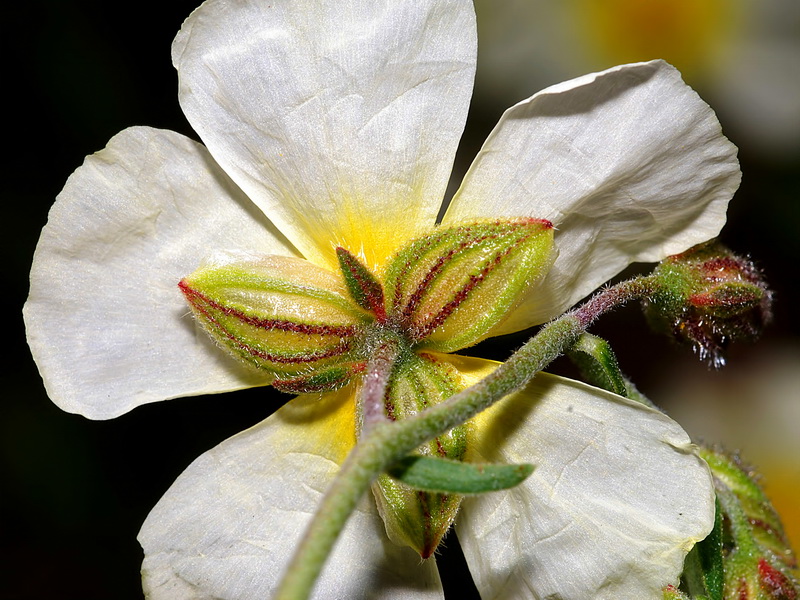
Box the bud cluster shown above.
[662,584,690,599]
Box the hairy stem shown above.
[572,274,657,327]
[360,333,403,431]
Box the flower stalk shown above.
[564,279,794,600]
[573,274,659,327]
[358,331,403,431]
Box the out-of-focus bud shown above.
[644,241,772,367]
[366,352,468,558]
[699,447,799,599]
[179,252,371,392]
[383,218,555,353]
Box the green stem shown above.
[274,275,657,600]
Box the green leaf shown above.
[568,333,628,397]
[387,455,534,495]
[699,498,725,600]
[683,497,724,600]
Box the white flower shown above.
[24,0,740,598]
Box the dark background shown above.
[4,1,798,598]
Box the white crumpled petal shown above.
[172,0,476,271]
[24,127,295,419]
[445,60,740,331]
[140,389,443,600]
[446,357,715,600]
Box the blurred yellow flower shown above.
[474,0,800,158]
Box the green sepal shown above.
[272,362,364,394]
[383,218,554,352]
[179,253,369,383]
[336,246,386,320]
[387,455,534,495]
[366,352,468,558]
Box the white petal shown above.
[446,358,715,600]
[140,389,443,599]
[172,0,476,271]
[445,60,740,330]
[24,127,296,419]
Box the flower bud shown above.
[699,447,799,599]
[644,242,772,367]
[179,252,370,392]
[365,352,468,558]
[383,218,555,353]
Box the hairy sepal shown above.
[383,218,554,352]
[180,252,369,389]
[336,247,386,321]
[366,352,468,558]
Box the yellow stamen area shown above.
[304,194,433,276]
[427,352,499,443]
[273,386,357,467]
[569,0,741,79]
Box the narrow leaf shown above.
[568,333,628,397]
[387,455,534,495]
[700,498,725,600]
[683,497,724,600]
